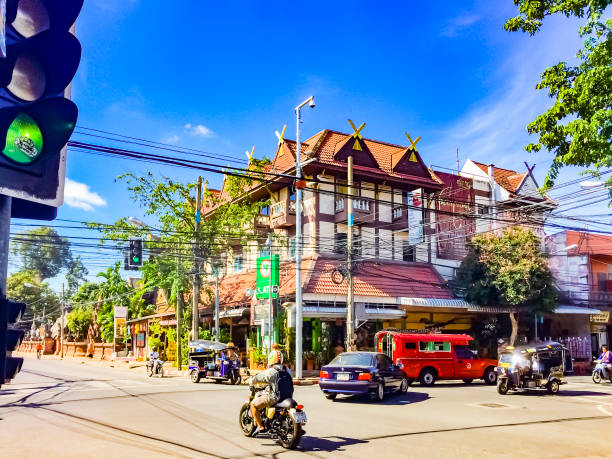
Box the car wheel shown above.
[191,370,201,383]
[398,378,409,394]
[547,380,560,395]
[371,382,385,402]
[463,379,473,384]
[497,380,509,395]
[419,368,436,386]
[324,393,337,400]
[483,367,497,385]
[592,371,602,384]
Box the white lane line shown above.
[597,405,612,416]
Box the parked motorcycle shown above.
[146,359,164,377]
[592,359,612,384]
[238,386,307,449]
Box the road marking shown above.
[598,405,612,416]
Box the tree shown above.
[505,1,612,193]
[66,306,93,341]
[11,226,72,282]
[66,256,89,297]
[94,263,134,343]
[456,227,558,345]
[6,270,61,325]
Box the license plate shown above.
[336,373,349,381]
[293,412,307,424]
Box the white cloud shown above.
[184,123,214,138]
[441,13,480,37]
[64,178,107,212]
[427,18,584,173]
[165,134,179,143]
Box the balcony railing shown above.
[335,198,371,213]
[392,207,402,220]
[271,201,285,217]
[335,198,345,212]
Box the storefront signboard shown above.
[256,254,279,299]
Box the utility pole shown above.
[192,176,202,341]
[346,155,355,351]
[215,272,220,341]
[60,283,65,359]
[176,241,182,369]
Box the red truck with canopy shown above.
[376,330,498,386]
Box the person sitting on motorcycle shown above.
[149,347,163,373]
[249,344,293,436]
[598,345,611,368]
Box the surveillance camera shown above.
[309,98,315,108]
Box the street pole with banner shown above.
[256,254,279,352]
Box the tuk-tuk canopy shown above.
[505,341,566,355]
[188,340,236,353]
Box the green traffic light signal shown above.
[132,256,140,263]
[2,113,43,164]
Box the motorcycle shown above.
[592,359,612,384]
[146,359,164,378]
[238,386,307,449]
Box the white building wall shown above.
[319,177,335,215]
[319,221,335,254]
[361,226,376,258]
[361,181,375,199]
[379,228,393,260]
[379,185,392,223]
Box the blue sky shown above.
[10,1,610,285]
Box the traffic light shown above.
[0,0,83,216]
[128,238,143,268]
[0,297,26,387]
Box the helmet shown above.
[268,349,283,367]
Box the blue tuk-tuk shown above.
[188,340,242,385]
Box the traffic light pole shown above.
[0,195,12,386]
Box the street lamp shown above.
[579,181,606,189]
[294,95,315,379]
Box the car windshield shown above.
[329,353,373,366]
[499,352,513,364]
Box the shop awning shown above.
[554,305,602,315]
[302,306,405,320]
[219,307,249,319]
[399,297,471,309]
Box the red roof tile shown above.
[471,161,527,193]
[306,258,454,299]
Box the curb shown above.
[294,379,319,386]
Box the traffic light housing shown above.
[0,0,83,215]
[128,238,143,268]
[0,297,26,386]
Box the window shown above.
[403,242,415,262]
[289,237,296,259]
[376,354,393,370]
[478,205,489,215]
[233,255,243,273]
[289,191,296,201]
[260,205,269,216]
[404,342,416,350]
[455,348,475,360]
[419,341,451,352]
[334,233,347,254]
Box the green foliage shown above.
[66,256,89,297]
[93,263,134,343]
[505,1,612,194]
[148,320,164,351]
[66,306,93,340]
[6,270,60,324]
[457,227,558,312]
[10,226,72,281]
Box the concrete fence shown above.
[19,340,114,360]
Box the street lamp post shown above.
[294,95,315,379]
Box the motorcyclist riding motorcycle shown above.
[598,345,611,366]
[592,345,612,383]
[249,344,293,436]
[149,347,163,374]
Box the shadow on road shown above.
[298,435,368,453]
[330,391,430,405]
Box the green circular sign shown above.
[2,113,44,164]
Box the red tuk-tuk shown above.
[376,330,498,386]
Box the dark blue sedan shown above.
[319,352,409,401]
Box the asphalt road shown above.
[1,357,612,458]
